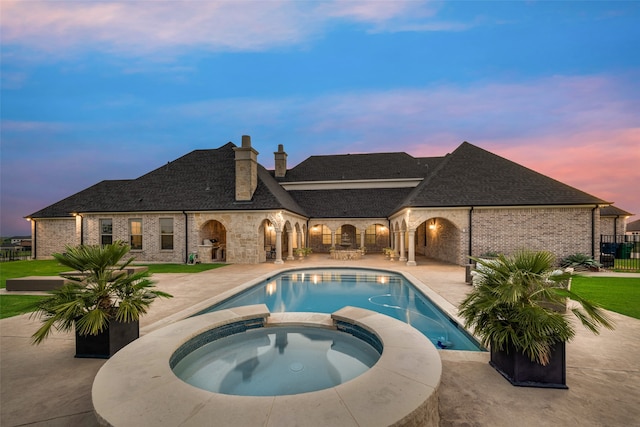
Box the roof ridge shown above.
[391,150,455,214]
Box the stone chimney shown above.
[274,144,287,178]
[233,135,259,201]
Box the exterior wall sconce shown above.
[429,220,437,230]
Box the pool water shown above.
[201,268,483,351]
[172,326,381,396]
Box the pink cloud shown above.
[1,0,448,57]
[481,128,640,216]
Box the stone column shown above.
[296,230,302,251]
[360,228,366,250]
[331,230,336,248]
[287,229,294,260]
[407,230,416,266]
[394,231,400,257]
[399,231,407,262]
[274,230,284,264]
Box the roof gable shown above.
[399,142,609,210]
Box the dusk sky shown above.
[2,1,639,237]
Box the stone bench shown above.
[6,276,69,291]
[60,266,149,278]
[5,266,149,292]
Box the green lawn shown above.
[0,295,47,319]
[0,260,68,288]
[571,275,640,319]
[0,260,226,319]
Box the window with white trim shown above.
[160,218,174,250]
[129,219,142,250]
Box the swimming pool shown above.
[200,268,483,351]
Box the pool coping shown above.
[93,304,442,426]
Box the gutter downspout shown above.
[32,219,37,260]
[183,211,188,264]
[592,206,597,258]
[468,207,474,259]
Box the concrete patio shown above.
[1,255,639,426]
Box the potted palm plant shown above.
[30,242,172,358]
[459,250,613,388]
[295,247,312,260]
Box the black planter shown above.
[75,319,139,359]
[490,341,567,389]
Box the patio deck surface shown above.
[1,255,639,426]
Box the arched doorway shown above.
[200,220,227,262]
[261,219,276,261]
[417,217,461,264]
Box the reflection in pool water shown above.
[200,268,483,351]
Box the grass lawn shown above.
[571,275,640,320]
[0,260,68,288]
[0,295,47,319]
[0,260,226,319]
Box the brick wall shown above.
[33,218,78,259]
[32,206,600,265]
[600,215,627,235]
[81,213,187,262]
[471,206,598,262]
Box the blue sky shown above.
[2,1,639,236]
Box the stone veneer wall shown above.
[471,206,599,261]
[192,211,307,264]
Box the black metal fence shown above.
[0,249,32,262]
[600,235,640,271]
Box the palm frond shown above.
[31,242,172,344]
[461,250,614,365]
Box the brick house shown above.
[600,205,632,236]
[27,136,619,265]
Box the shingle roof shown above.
[289,188,414,218]
[29,140,610,221]
[600,205,633,217]
[398,142,609,211]
[626,218,640,232]
[29,143,306,218]
[281,152,439,182]
[28,180,133,218]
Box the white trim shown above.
[280,178,423,190]
[470,204,601,210]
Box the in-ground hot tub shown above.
[172,324,382,396]
[92,305,442,426]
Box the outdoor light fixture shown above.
[429,220,437,230]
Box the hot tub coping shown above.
[92,304,442,426]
